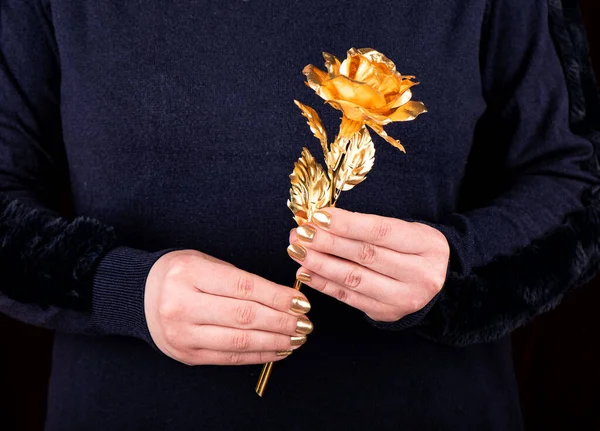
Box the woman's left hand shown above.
[287,207,450,322]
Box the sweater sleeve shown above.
[0,0,167,343]
[370,0,600,344]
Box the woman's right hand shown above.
[144,250,313,365]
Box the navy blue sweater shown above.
[1,0,599,429]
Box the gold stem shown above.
[255,279,303,397]
[330,149,347,205]
[255,362,273,397]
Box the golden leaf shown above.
[333,126,375,194]
[287,147,331,225]
[325,135,344,173]
[366,121,405,152]
[294,100,328,157]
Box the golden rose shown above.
[303,47,427,152]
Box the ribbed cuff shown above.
[91,246,173,343]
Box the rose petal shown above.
[341,52,362,81]
[372,88,416,116]
[340,51,391,93]
[327,99,393,125]
[322,75,387,109]
[392,89,414,109]
[338,115,363,141]
[322,52,341,78]
[353,56,377,84]
[371,68,404,99]
[339,51,352,78]
[356,58,395,92]
[302,64,329,92]
[366,121,406,152]
[355,48,397,73]
[388,101,428,122]
[326,99,367,122]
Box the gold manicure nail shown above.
[276,350,294,356]
[297,225,316,242]
[290,296,311,314]
[312,211,331,228]
[296,316,314,335]
[287,243,306,261]
[290,335,307,347]
[297,272,311,283]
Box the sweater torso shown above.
[43,1,523,429]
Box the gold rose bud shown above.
[256,48,427,397]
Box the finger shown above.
[189,325,308,352]
[291,225,426,282]
[188,349,293,366]
[295,267,392,318]
[196,294,314,336]
[310,207,434,254]
[288,241,409,302]
[192,267,311,316]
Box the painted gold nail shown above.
[297,225,316,242]
[287,243,306,261]
[276,349,294,356]
[297,272,311,283]
[290,297,311,314]
[290,335,307,347]
[296,316,314,335]
[312,211,331,228]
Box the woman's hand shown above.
[287,208,449,322]
[145,250,313,365]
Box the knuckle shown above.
[271,335,285,351]
[408,295,425,314]
[176,352,197,366]
[231,331,251,351]
[226,352,245,365]
[325,233,337,252]
[370,219,393,242]
[194,351,213,366]
[344,267,362,289]
[312,278,327,292]
[234,275,255,299]
[158,299,180,320]
[312,256,325,274]
[422,269,445,293]
[163,325,180,346]
[358,242,377,265]
[377,310,403,322]
[276,313,291,333]
[416,224,449,256]
[429,273,445,293]
[340,216,353,237]
[334,288,348,302]
[166,254,196,278]
[270,289,284,310]
[431,232,450,256]
[234,303,256,326]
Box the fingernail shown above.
[297,272,312,283]
[287,243,306,261]
[290,296,311,314]
[297,225,316,242]
[276,349,294,356]
[312,211,331,228]
[296,316,314,335]
[290,335,307,347]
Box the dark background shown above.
[1,2,599,430]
